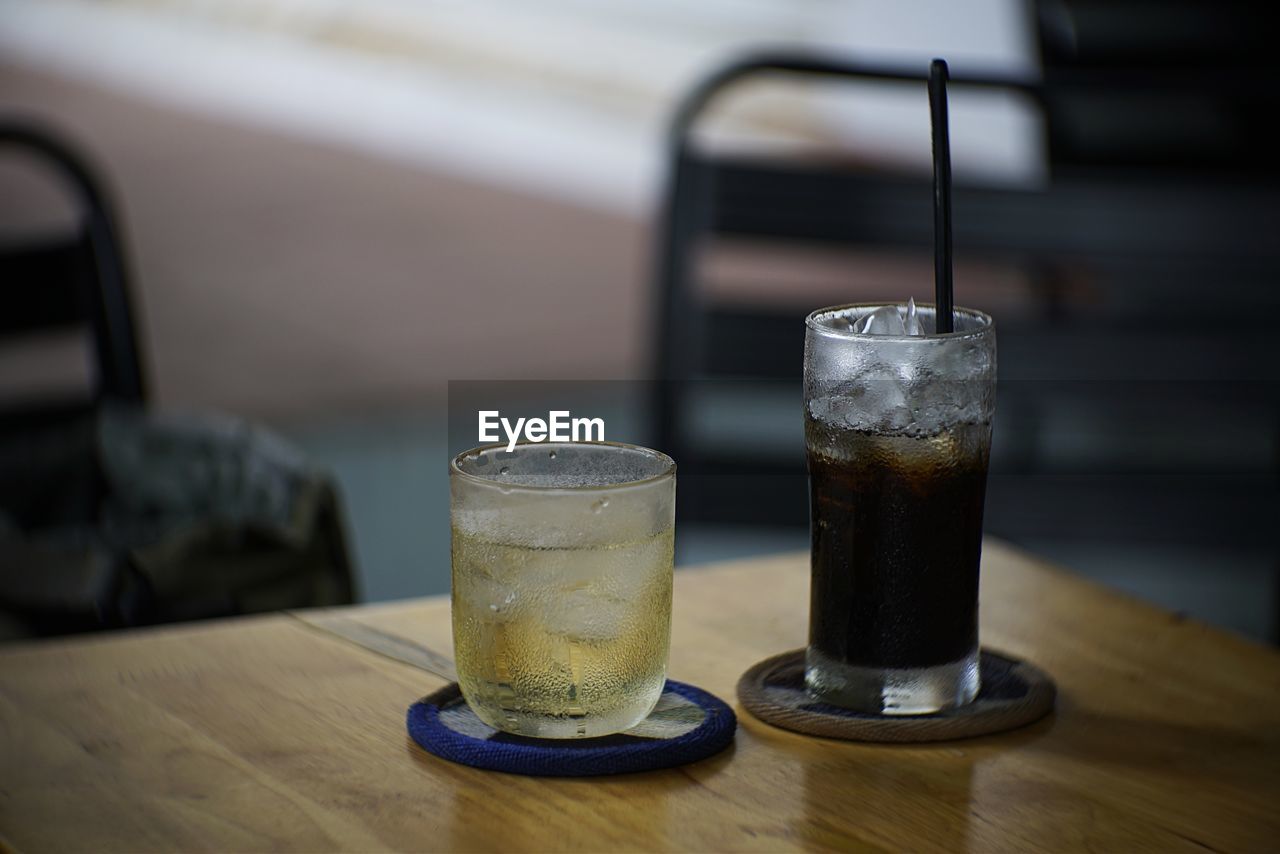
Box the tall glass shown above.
[803,303,996,714]
[450,441,676,738]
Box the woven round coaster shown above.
[407,680,736,777]
[737,648,1055,743]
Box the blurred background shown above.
[2,1,1276,641]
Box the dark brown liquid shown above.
[806,417,990,669]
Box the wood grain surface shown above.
[2,539,1278,852]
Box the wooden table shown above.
[2,540,1278,852]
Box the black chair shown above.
[1035,0,1272,177]
[1,119,147,415]
[1,120,147,531]
[648,48,1280,634]
[0,120,357,637]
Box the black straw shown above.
[928,58,954,334]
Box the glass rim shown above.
[450,440,676,492]
[805,302,994,342]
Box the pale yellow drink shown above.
[452,528,673,737]
[449,442,676,738]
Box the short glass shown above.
[803,303,996,714]
[450,441,676,738]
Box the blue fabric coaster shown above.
[407,680,736,777]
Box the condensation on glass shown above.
[804,303,996,714]
[450,441,676,738]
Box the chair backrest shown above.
[0,120,147,413]
[648,51,1280,550]
[1035,0,1274,176]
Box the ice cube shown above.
[854,305,907,335]
[459,571,518,620]
[858,365,913,432]
[545,586,628,641]
[903,297,924,336]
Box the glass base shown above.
[472,706,652,739]
[805,647,980,715]
[461,676,664,739]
